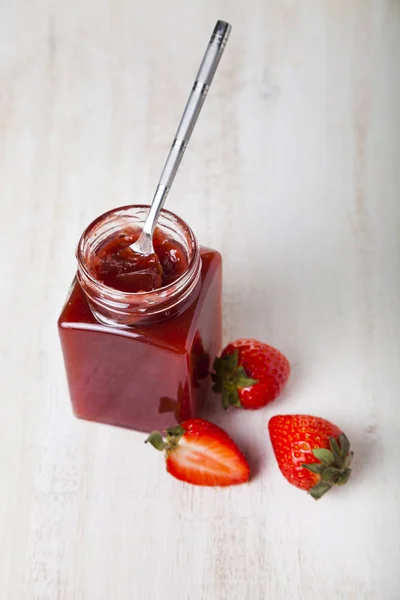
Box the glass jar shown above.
[58,205,222,433]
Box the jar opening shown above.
[76,205,201,326]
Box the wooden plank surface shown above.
[1,1,399,598]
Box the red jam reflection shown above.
[90,228,189,293]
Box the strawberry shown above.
[145,418,250,486]
[212,339,290,410]
[268,415,353,500]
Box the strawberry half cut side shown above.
[146,419,250,487]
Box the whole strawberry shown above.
[212,339,290,410]
[269,415,353,500]
[146,419,250,487]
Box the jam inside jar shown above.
[90,226,189,293]
[58,205,222,433]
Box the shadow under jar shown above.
[58,205,222,433]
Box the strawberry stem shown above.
[145,432,168,451]
[145,425,186,453]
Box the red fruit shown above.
[212,339,290,410]
[268,415,353,500]
[146,418,250,487]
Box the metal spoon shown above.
[130,19,232,256]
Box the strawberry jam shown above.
[90,228,188,293]
[58,206,222,433]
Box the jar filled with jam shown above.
[58,205,222,433]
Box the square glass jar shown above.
[58,206,222,433]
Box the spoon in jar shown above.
[129,19,232,257]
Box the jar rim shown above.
[76,204,199,300]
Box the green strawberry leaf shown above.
[234,365,259,389]
[321,467,343,484]
[338,433,350,457]
[229,389,242,407]
[302,463,324,475]
[344,452,354,468]
[212,350,259,409]
[166,425,185,438]
[329,436,342,463]
[312,448,335,466]
[336,468,352,486]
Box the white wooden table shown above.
[1,1,399,598]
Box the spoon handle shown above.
[142,20,232,238]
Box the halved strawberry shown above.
[146,418,250,486]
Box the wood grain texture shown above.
[1,1,400,598]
